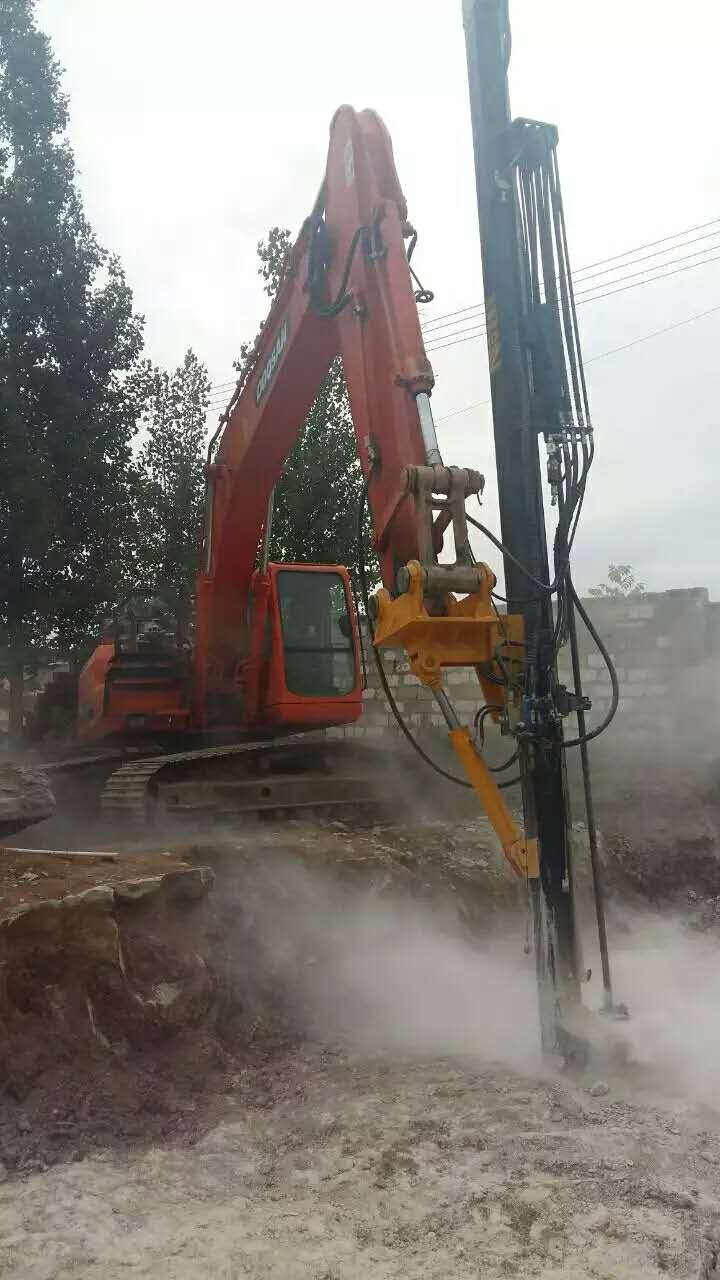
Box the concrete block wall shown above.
[329,647,440,742]
[328,587,716,744]
[557,587,713,734]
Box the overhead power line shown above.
[572,225,720,283]
[421,215,720,334]
[423,235,720,339]
[563,241,720,302]
[583,300,720,364]
[422,299,487,334]
[207,214,720,403]
[426,325,487,355]
[568,213,720,276]
[432,300,720,423]
[435,398,490,423]
[209,298,720,425]
[425,250,720,354]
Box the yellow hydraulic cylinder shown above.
[448,726,539,881]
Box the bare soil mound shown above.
[0,819,519,1176]
[0,847,227,1173]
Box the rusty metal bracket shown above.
[402,463,485,567]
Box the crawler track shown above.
[100,736,383,825]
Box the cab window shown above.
[276,570,356,697]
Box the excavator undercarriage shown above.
[99,736,387,827]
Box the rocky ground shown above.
[2,815,720,1277]
[3,1047,720,1279]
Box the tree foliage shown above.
[0,0,144,734]
[587,564,646,599]
[234,227,375,583]
[132,349,210,618]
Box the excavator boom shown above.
[196,107,437,728]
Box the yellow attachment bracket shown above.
[372,559,524,711]
[372,558,536,880]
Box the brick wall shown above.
[330,587,717,746]
[558,588,713,734]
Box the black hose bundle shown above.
[467,120,619,747]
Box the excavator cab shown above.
[243,562,363,732]
[78,569,363,744]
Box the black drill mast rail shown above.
[463,0,619,1053]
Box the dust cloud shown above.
[299,894,541,1069]
[229,838,720,1112]
[225,849,542,1073]
[602,911,720,1108]
[301,886,720,1112]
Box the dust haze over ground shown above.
[6,714,720,1276]
[197,834,720,1118]
[567,657,720,861]
[609,913,720,1109]
[185,829,720,1115]
[212,841,539,1072]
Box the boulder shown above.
[0,764,55,837]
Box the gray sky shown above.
[37,1,720,595]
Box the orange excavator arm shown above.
[195,106,437,718]
[196,105,535,880]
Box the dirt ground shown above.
[2,816,720,1278]
[2,1048,720,1279]
[0,846,187,913]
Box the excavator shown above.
[76,103,533,871]
[45,0,619,1056]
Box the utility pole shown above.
[462,0,582,1051]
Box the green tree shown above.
[587,564,646,599]
[133,348,210,619]
[232,227,375,584]
[0,0,144,740]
